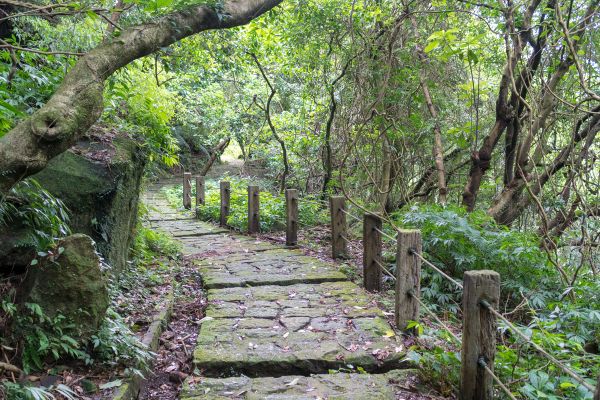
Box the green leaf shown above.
[99,379,123,390]
[424,40,440,53]
[0,100,24,116]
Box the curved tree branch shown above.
[0,0,284,194]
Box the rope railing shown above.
[408,290,461,344]
[374,259,396,281]
[411,250,463,290]
[478,359,518,400]
[339,207,362,224]
[373,225,396,243]
[481,299,596,392]
[182,173,599,398]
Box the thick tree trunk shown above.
[0,0,283,195]
[461,0,541,211]
[488,111,600,225]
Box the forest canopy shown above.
[0,0,598,398]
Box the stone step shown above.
[193,248,347,288]
[150,219,229,237]
[193,282,406,377]
[180,369,417,399]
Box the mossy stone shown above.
[24,234,109,340]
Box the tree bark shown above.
[408,12,448,205]
[462,0,541,211]
[0,0,283,195]
[199,137,230,176]
[250,53,290,193]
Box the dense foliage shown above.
[0,0,598,397]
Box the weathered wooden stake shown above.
[183,172,192,209]
[395,229,421,331]
[219,181,230,227]
[460,270,500,400]
[285,189,298,246]
[329,196,347,259]
[594,376,599,400]
[248,185,260,233]
[363,213,382,291]
[195,176,205,210]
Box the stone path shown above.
[142,181,421,399]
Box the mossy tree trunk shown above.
[0,0,283,195]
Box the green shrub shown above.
[395,205,558,309]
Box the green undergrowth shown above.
[384,205,600,399]
[1,211,181,399]
[162,176,328,231]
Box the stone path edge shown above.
[110,288,175,400]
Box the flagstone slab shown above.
[179,234,282,255]
[194,250,347,288]
[180,369,416,400]
[204,282,383,319]
[151,219,229,237]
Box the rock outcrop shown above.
[31,131,147,274]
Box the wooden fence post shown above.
[329,196,347,259]
[363,213,382,291]
[183,172,192,210]
[196,176,205,211]
[395,229,421,331]
[460,270,500,400]
[248,185,260,233]
[219,181,230,227]
[285,189,298,246]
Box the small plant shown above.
[2,381,78,400]
[0,179,71,251]
[7,302,90,374]
[132,225,181,262]
[90,308,154,378]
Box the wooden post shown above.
[460,270,500,400]
[248,185,260,234]
[594,376,599,400]
[329,196,347,259]
[285,189,298,246]
[183,172,192,210]
[219,181,230,227]
[363,213,382,291]
[395,229,421,331]
[196,176,205,210]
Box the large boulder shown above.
[31,130,147,275]
[23,234,109,338]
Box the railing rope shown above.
[481,299,596,392]
[411,250,463,290]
